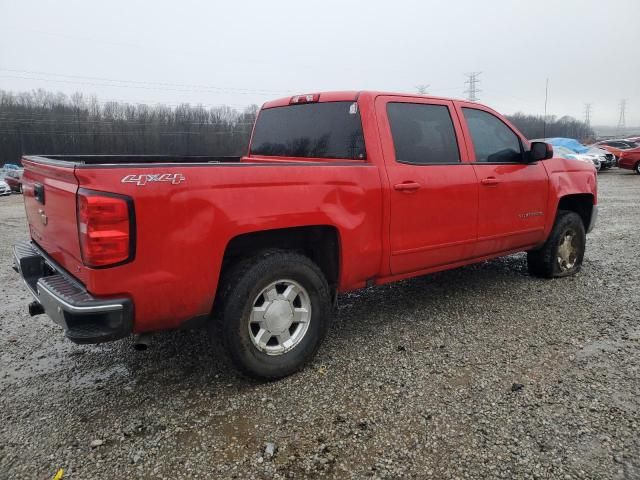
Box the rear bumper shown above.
[12,241,133,344]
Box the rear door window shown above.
[250,102,365,159]
[386,103,460,164]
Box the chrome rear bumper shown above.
[12,241,133,344]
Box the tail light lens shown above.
[77,190,134,267]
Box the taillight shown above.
[77,189,134,267]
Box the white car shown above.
[0,179,11,196]
[552,145,601,171]
[585,146,615,169]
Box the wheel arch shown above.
[556,193,595,231]
[220,225,341,294]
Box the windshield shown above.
[250,102,366,160]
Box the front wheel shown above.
[635,162,640,175]
[212,250,331,379]
[527,210,586,278]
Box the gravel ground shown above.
[1,169,639,480]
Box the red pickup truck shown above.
[13,91,598,379]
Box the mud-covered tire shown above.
[527,210,586,278]
[211,250,331,380]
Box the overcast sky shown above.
[1,0,638,126]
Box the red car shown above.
[4,168,23,193]
[13,91,598,379]
[618,147,640,173]
[594,140,639,160]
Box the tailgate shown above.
[22,158,83,274]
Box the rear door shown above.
[456,104,548,256]
[376,96,478,275]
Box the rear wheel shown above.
[635,162,640,174]
[527,210,586,278]
[212,250,331,379]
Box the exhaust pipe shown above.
[28,301,45,316]
[133,333,152,351]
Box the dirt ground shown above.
[0,169,638,479]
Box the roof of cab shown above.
[261,91,463,109]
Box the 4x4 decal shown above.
[121,173,186,186]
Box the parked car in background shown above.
[594,140,639,160]
[0,179,11,196]
[552,145,600,170]
[539,138,606,171]
[586,146,615,169]
[4,169,23,193]
[2,163,21,171]
[617,147,640,174]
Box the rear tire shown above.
[635,162,640,175]
[211,250,331,380]
[527,210,586,278]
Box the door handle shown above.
[393,181,421,192]
[480,177,500,186]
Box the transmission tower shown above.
[584,103,592,127]
[616,100,626,136]
[415,84,430,95]
[464,72,481,102]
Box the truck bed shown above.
[20,153,383,334]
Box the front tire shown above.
[212,250,331,379]
[635,162,640,175]
[527,210,586,278]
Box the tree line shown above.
[506,112,595,142]
[0,89,259,165]
[0,89,595,165]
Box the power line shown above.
[0,67,289,95]
[0,74,280,97]
[0,117,255,126]
[464,72,481,102]
[616,99,627,136]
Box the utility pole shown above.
[415,84,430,95]
[616,99,626,137]
[464,72,481,102]
[584,103,592,127]
[543,78,549,140]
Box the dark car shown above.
[5,169,23,193]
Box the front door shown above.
[458,105,549,256]
[376,96,479,275]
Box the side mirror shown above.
[528,141,554,162]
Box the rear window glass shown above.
[250,102,366,159]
